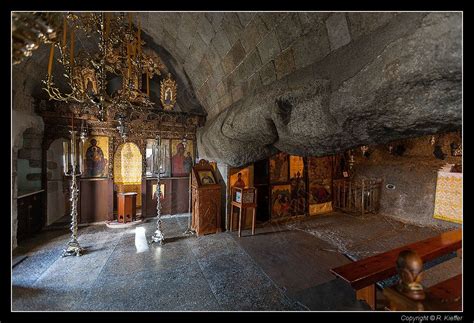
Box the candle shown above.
[78,140,84,174]
[62,17,67,48]
[146,71,150,96]
[127,43,131,78]
[70,132,76,168]
[70,28,74,68]
[137,18,141,57]
[47,42,54,78]
[63,141,69,175]
[105,13,110,38]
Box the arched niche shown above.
[114,142,143,207]
[45,138,69,226]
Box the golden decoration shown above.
[160,73,177,111]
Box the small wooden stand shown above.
[191,160,222,236]
[230,187,257,237]
[117,192,137,223]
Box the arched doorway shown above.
[114,142,143,217]
[46,138,69,226]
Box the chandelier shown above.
[41,12,164,121]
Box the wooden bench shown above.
[383,274,462,311]
[330,229,462,310]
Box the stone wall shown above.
[352,132,462,228]
[12,64,44,250]
[17,128,43,193]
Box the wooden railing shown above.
[333,178,382,215]
[330,229,462,310]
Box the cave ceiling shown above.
[13,12,462,167]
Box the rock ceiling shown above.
[13,12,462,166]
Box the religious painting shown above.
[171,139,194,177]
[307,156,333,215]
[242,189,256,204]
[230,167,250,189]
[145,139,170,177]
[152,183,166,199]
[433,171,462,224]
[82,136,109,178]
[198,170,216,185]
[269,152,289,183]
[113,142,142,185]
[289,156,306,215]
[271,185,291,218]
[160,73,177,110]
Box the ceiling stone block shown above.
[347,12,397,41]
[292,27,330,70]
[257,30,281,65]
[222,13,244,45]
[241,15,269,54]
[196,15,216,46]
[259,12,288,30]
[211,29,232,59]
[274,48,295,80]
[275,13,303,51]
[326,12,351,51]
[237,12,256,28]
[259,60,277,86]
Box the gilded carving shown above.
[160,73,177,111]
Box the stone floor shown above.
[12,212,461,311]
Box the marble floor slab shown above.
[12,212,458,311]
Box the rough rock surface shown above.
[197,13,462,167]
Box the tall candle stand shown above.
[183,174,195,235]
[150,136,165,245]
[62,129,86,257]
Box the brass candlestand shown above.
[150,136,165,245]
[62,129,86,257]
[183,174,195,235]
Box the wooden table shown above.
[230,187,257,237]
[117,192,137,223]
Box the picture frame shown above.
[160,73,177,111]
[171,139,194,177]
[82,135,109,178]
[271,184,291,218]
[269,152,289,183]
[198,170,216,185]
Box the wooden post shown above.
[230,204,234,232]
[238,205,242,237]
[356,284,376,310]
[252,207,256,235]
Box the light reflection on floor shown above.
[134,226,149,253]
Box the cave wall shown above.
[197,12,462,167]
[352,132,462,228]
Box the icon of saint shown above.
[85,138,106,177]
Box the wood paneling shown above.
[144,177,189,217]
[79,179,113,223]
[17,191,44,241]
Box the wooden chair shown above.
[330,229,462,310]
